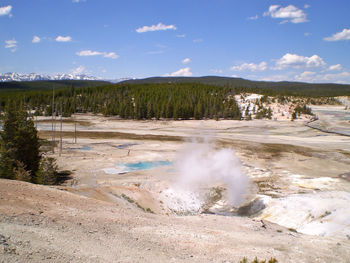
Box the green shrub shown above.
[240,257,278,263]
[36,157,58,185]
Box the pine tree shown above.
[0,102,41,183]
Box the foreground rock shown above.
[1,179,349,262]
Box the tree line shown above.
[122,76,350,97]
[0,83,242,120]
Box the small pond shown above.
[103,161,173,174]
[68,145,92,151]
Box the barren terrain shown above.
[1,104,350,262]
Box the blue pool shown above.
[117,161,172,171]
[103,161,173,174]
[68,145,92,151]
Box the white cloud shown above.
[5,39,17,52]
[5,39,16,48]
[295,71,350,84]
[304,4,311,9]
[231,61,267,72]
[295,71,316,81]
[248,15,259,20]
[274,53,326,70]
[72,0,86,2]
[103,52,119,59]
[76,50,119,59]
[328,64,342,71]
[0,5,12,16]
[176,34,186,38]
[324,28,350,42]
[319,72,350,83]
[72,65,86,75]
[56,36,72,42]
[263,5,308,23]
[76,50,102,56]
[304,32,311,36]
[164,67,192,77]
[136,23,176,33]
[32,36,41,43]
[182,58,191,64]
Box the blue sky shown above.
[1,0,350,83]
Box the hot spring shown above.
[159,137,251,215]
[103,160,172,174]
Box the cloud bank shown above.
[231,62,267,72]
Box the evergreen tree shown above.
[267,107,272,119]
[0,102,41,183]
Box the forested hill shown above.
[121,76,350,97]
[0,80,110,91]
[0,83,242,120]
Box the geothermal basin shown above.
[35,112,350,243]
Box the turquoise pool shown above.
[103,161,173,174]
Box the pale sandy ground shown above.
[1,105,350,262]
[309,105,350,136]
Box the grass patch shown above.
[121,194,154,213]
[35,119,92,126]
[219,139,315,160]
[136,202,154,213]
[38,130,183,141]
[240,257,278,263]
[121,193,135,203]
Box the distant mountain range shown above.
[0,72,136,84]
[0,72,100,82]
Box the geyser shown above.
[162,136,249,214]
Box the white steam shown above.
[162,137,249,214]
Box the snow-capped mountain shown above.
[0,72,100,82]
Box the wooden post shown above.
[53,104,57,151]
[59,103,63,156]
[74,122,77,144]
[52,88,55,153]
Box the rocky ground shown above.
[1,179,349,263]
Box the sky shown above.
[1,0,350,83]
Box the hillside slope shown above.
[122,76,350,97]
[0,80,110,91]
[1,179,349,262]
